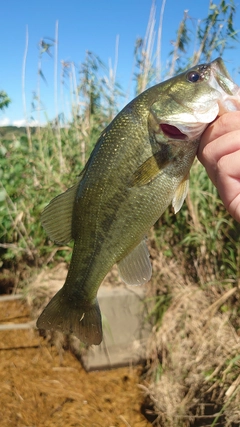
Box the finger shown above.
[197,130,240,185]
[216,150,240,222]
[199,111,240,152]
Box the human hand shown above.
[197,111,240,222]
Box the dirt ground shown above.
[0,298,152,427]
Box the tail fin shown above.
[36,288,102,345]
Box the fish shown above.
[37,58,240,345]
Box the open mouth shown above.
[160,124,186,140]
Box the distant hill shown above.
[0,126,36,140]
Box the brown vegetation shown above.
[142,250,240,427]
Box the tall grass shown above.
[0,0,239,289]
[154,159,239,288]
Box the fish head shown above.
[150,57,240,141]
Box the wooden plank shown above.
[0,294,23,302]
[0,321,36,331]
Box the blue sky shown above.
[0,0,240,126]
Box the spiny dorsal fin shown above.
[117,239,152,285]
[172,173,189,214]
[41,181,79,244]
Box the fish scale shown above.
[37,58,240,345]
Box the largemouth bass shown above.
[37,58,240,345]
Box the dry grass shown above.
[142,250,240,427]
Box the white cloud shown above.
[0,117,10,126]
[12,118,42,127]
[12,119,27,127]
[0,117,47,128]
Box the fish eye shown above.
[187,71,201,83]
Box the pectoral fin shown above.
[41,182,79,244]
[130,150,171,187]
[117,239,152,285]
[172,173,189,214]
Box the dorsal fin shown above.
[41,182,79,244]
[117,239,152,285]
[172,173,189,214]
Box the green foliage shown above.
[168,0,239,75]
[0,90,11,111]
[146,293,172,326]
[0,133,69,265]
[0,50,121,268]
[154,160,239,286]
[133,0,239,86]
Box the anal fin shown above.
[117,239,152,285]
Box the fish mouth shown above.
[210,58,240,113]
[160,122,209,141]
[160,124,186,140]
[154,58,240,142]
[211,58,237,96]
